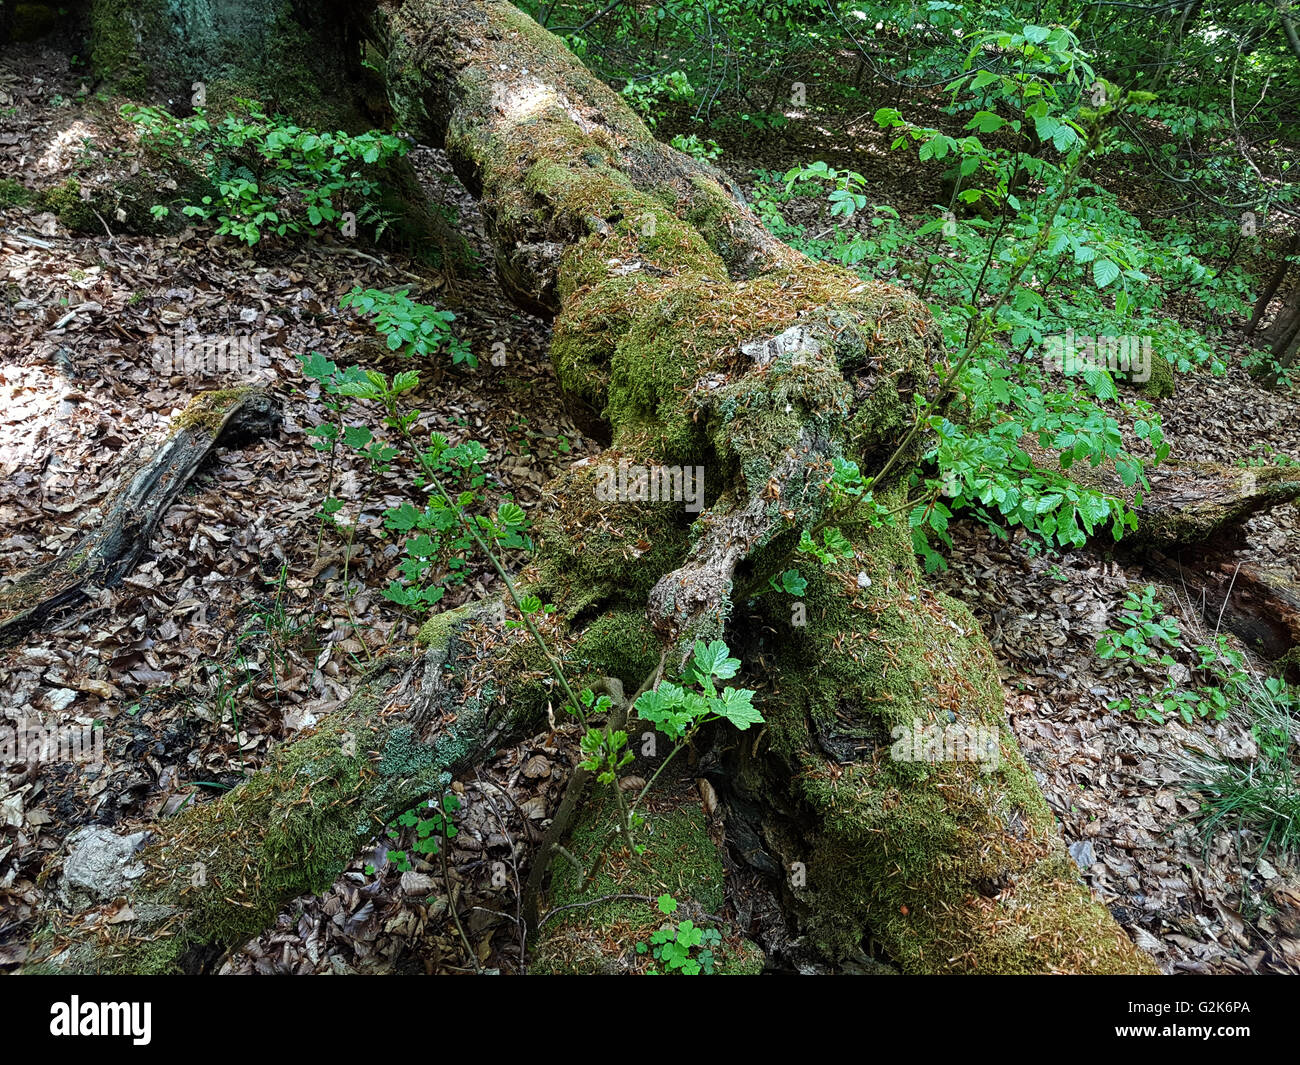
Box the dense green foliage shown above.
[107,2,1299,879]
[509,0,1299,859]
[124,99,408,244]
[526,2,1298,569]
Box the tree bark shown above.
[27,601,561,973]
[0,387,278,644]
[1245,226,1299,337]
[1143,550,1300,665]
[1260,289,1300,378]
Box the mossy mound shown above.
[532,460,694,618]
[1141,348,1175,399]
[37,175,201,237]
[531,793,763,975]
[0,178,35,207]
[90,0,343,125]
[571,610,662,693]
[735,491,1155,973]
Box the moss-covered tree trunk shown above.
[87,0,360,115]
[83,0,471,263]
[365,0,1153,973]
[32,0,1158,973]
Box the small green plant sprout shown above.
[783,161,869,219]
[768,567,807,596]
[575,690,633,786]
[636,894,722,974]
[1094,586,1247,724]
[298,353,528,612]
[1095,585,1181,660]
[367,787,461,874]
[123,99,406,245]
[796,525,855,568]
[670,132,722,161]
[634,640,763,745]
[620,70,694,129]
[505,591,556,630]
[340,287,475,366]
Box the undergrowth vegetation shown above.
[54,0,1300,967]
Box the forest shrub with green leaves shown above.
[124,99,407,245]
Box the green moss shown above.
[28,695,429,973]
[170,388,258,437]
[90,0,359,132]
[735,493,1155,973]
[532,461,692,617]
[40,179,98,233]
[0,178,34,207]
[26,614,566,973]
[36,171,195,236]
[1135,462,1300,546]
[1141,348,1175,399]
[416,599,493,650]
[90,0,169,96]
[417,598,556,744]
[715,938,766,974]
[531,794,762,975]
[572,611,661,691]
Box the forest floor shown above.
[1,40,1298,974]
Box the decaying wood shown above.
[0,388,279,644]
[1136,463,1300,546]
[1024,436,1300,547]
[27,602,542,974]
[1144,548,1300,666]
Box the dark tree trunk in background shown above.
[1245,226,1299,337]
[1261,290,1300,371]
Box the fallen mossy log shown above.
[1134,463,1300,546]
[363,0,1154,972]
[1023,435,1300,548]
[32,0,1159,973]
[1051,442,1300,668]
[26,602,559,973]
[0,388,278,644]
